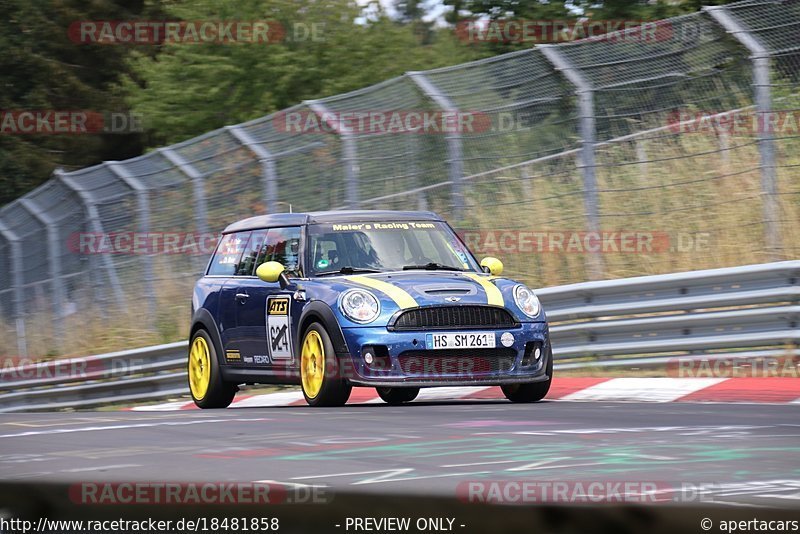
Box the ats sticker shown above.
[267,296,292,360]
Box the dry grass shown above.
[461,126,800,288]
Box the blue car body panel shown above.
[191,211,551,388]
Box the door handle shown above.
[235,292,249,301]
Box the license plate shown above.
[425,332,496,350]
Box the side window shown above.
[208,232,250,276]
[256,227,302,277]
[235,230,268,276]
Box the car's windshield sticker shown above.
[329,221,436,231]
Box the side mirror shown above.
[256,261,293,289]
[480,256,504,276]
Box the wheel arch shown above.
[190,307,225,366]
[297,300,349,356]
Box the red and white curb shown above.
[130,377,800,411]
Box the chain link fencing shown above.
[1,0,798,358]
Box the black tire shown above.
[188,329,237,409]
[501,347,553,403]
[376,387,420,405]
[300,322,352,407]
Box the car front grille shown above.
[397,348,516,377]
[391,306,517,331]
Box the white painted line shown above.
[61,463,141,473]
[291,468,414,481]
[560,377,728,403]
[352,470,491,485]
[440,459,521,468]
[0,418,270,438]
[130,400,192,411]
[254,479,326,489]
[414,386,492,401]
[232,391,305,408]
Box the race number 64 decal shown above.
[266,296,292,361]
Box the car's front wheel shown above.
[501,349,552,403]
[300,323,352,407]
[376,387,420,405]
[188,329,237,408]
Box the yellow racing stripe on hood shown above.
[348,275,418,309]
[463,273,504,307]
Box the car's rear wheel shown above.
[300,323,352,407]
[376,387,420,405]
[189,329,237,408]
[501,348,553,403]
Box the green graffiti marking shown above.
[273,435,800,481]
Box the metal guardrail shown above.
[541,261,800,365]
[1,261,798,412]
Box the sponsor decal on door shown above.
[266,296,292,361]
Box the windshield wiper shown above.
[402,262,464,272]
[315,266,382,276]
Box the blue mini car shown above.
[189,210,552,407]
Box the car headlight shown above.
[513,284,541,318]
[339,289,380,324]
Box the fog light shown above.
[534,347,541,360]
[364,351,374,364]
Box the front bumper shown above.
[339,322,550,387]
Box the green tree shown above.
[0,0,159,207]
[123,0,480,147]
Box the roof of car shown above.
[222,210,445,233]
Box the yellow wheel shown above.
[189,335,211,400]
[301,330,325,399]
[299,323,352,407]
[188,329,237,408]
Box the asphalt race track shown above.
[1,400,799,507]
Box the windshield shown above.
[307,221,480,276]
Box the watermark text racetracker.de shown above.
[69,20,325,44]
[668,356,799,378]
[459,229,711,254]
[273,109,587,135]
[68,232,218,255]
[1,356,146,383]
[0,111,142,135]
[668,109,800,135]
[456,480,720,504]
[454,19,672,43]
[69,481,330,505]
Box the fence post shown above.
[55,169,127,313]
[407,71,464,219]
[705,6,782,259]
[226,125,279,213]
[107,162,156,326]
[521,167,534,203]
[159,148,209,236]
[306,100,360,208]
[18,198,66,344]
[0,220,27,358]
[540,45,604,280]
